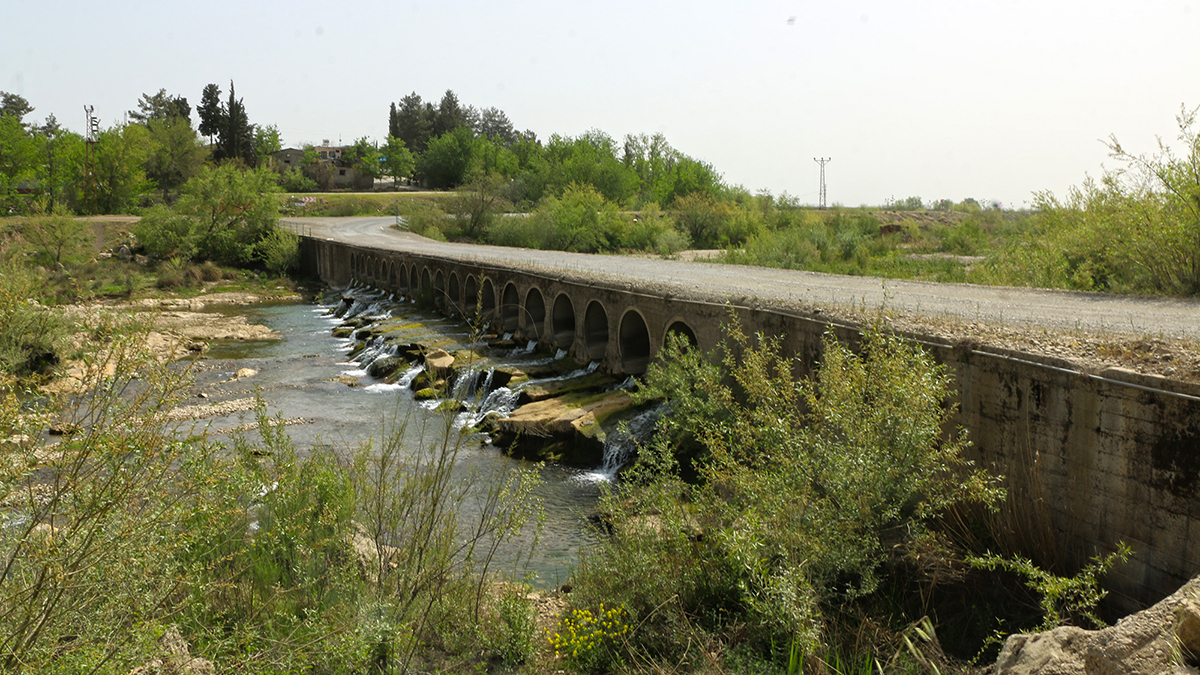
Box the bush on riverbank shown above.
[565,322,1006,671]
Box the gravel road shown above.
[285,216,1200,342]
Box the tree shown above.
[447,171,511,239]
[129,89,191,125]
[392,92,434,153]
[381,136,415,186]
[214,82,255,166]
[145,117,206,201]
[34,115,85,211]
[197,83,224,146]
[417,126,480,189]
[91,124,151,214]
[136,164,281,265]
[346,137,382,180]
[0,92,34,128]
[476,107,516,145]
[542,131,640,205]
[0,113,37,211]
[253,124,283,165]
[23,208,90,265]
[433,89,468,138]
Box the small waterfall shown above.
[397,363,424,388]
[554,348,567,360]
[588,406,662,481]
[511,340,537,356]
[456,386,520,429]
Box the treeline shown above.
[385,89,728,209]
[0,84,282,215]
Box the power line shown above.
[813,157,831,209]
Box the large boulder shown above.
[994,575,1200,675]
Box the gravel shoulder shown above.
[285,216,1200,384]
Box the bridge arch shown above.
[480,278,497,324]
[619,309,652,374]
[447,273,461,315]
[420,268,432,297]
[409,265,419,293]
[434,270,446,309]
[552,294,575,351]
[464,275,479,315]
[525,287,546,341]
[583,300,609,361]
[664,320,698,349]
[501,282,521,334]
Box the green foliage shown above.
[487,183,628,252]
[21,209,91,265]
[968,544,1132,631]
[572,321,1002,669]
[91,124,152,214]
[278,166,318,192]
[619,203,690,256]
[382,135,416,185]
[0,315,548,672]
[144,116,207,200]
[212,81,256,166]
[673,192,761,248]
[492,587,539,665]
[135,163,281,266]
[257,224,300,275]
[444,170,511,239]
[417,125,480,189]
[979,106,1200,295]
[0,329,199,670]
[252,124,283,166]
[0,114,39,213]
[0,261,69,376]
[128,88,191,124]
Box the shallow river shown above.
[194,295,610,587]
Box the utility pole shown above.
[84,105,99,215]
[813,157,831,209]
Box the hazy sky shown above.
[3,1,1197,207]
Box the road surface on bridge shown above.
[284,216,1200,344]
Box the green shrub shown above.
[979,107,1200,295]
[256,225,300,275]
[0,262,70,376]
[571,322,1003,668]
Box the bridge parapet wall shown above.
[299,235,1200,612]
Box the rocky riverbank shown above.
[42,290,295,395]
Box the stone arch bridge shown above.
[292,216,1200,613]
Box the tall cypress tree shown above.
[215,81,255,166]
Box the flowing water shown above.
[194,291,646,586]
